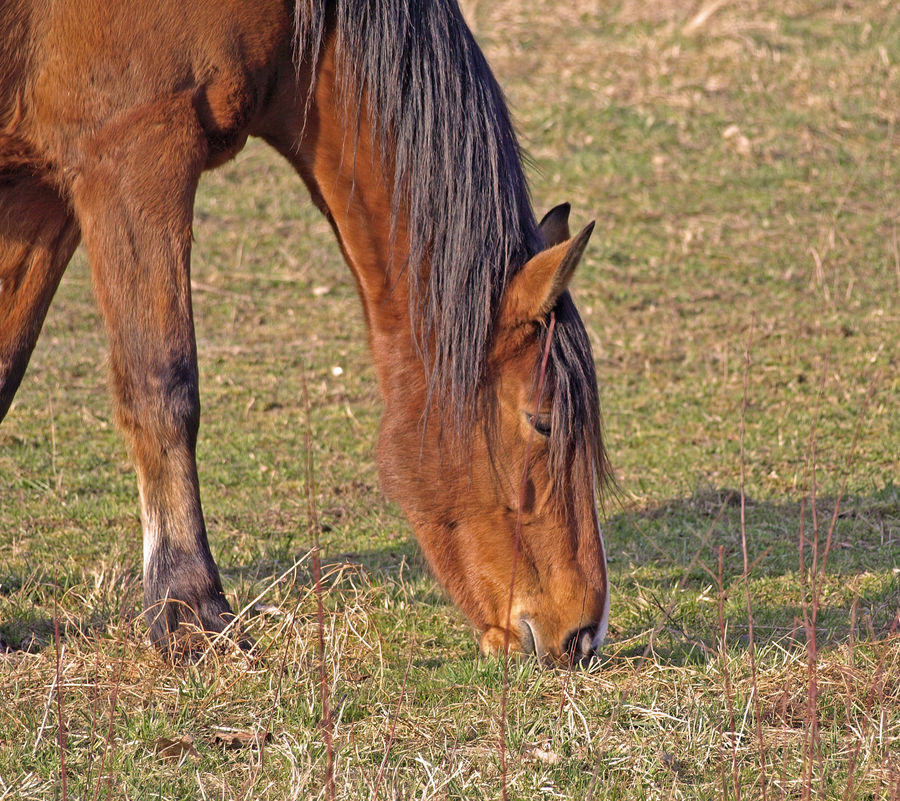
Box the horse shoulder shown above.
[8,0,292,174]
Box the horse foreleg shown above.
[70,96,233,656]
[0,176,79,420]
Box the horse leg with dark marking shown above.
[70,95,233,655]
[0,176,79,420]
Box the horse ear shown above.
[502,221,595,324]
[539,202,571,247]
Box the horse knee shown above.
[111,351,200,444]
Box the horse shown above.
[0,0,612,662]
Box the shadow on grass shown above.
[0,536,433,656]
[3,484,896,662]
[603,484,899,665]
[0,586,141,654]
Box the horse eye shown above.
[526,412,552,437]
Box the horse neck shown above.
[264,38,422,399]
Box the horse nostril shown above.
[562,624,598,665]
[518,616,538,656]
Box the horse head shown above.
[377,205,610,663]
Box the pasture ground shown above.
[1,0,898,798]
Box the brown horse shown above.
[0,0,612,662]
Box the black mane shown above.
[295,0,540,422]
[294,0,612,497]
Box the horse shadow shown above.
[213,482,897,668]
[599,483,899,666]
[0,570,143,654]
[2,484,896,663]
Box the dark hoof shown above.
[144,588,243,660]
[143,540,252,660]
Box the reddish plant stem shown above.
[798,358,827,801]
[646,493,731,663]
[775,660,793,801]
[738,328,768,801]
[91,585,133,801]
[810,372,877,800]
[500,311,556,801]
[250,371,334,800]
[83,631,104,795]
[302,371,335,801]
[717,545,740,801]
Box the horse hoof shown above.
[144,593,243,661]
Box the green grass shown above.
[1,0,899,798]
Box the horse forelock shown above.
[293,0,543,444]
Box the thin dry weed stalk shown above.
[301,368,335,801]
[371,640,414,801]
[797,357,828,801]
[239,367,334,800]
[52,574,68,801]
[83,632,102,793]
[789,357,892,801]
[638,492,731,662]
[585,368,736,801]
[717,545,740,801]
[892,223,899,294]
[91,586,135,801]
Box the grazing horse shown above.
[0,0,612,661]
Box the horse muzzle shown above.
[480,616,604,666]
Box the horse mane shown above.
[293,0,613,497]
[294,0,540,421]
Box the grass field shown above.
[1,1,898,798]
